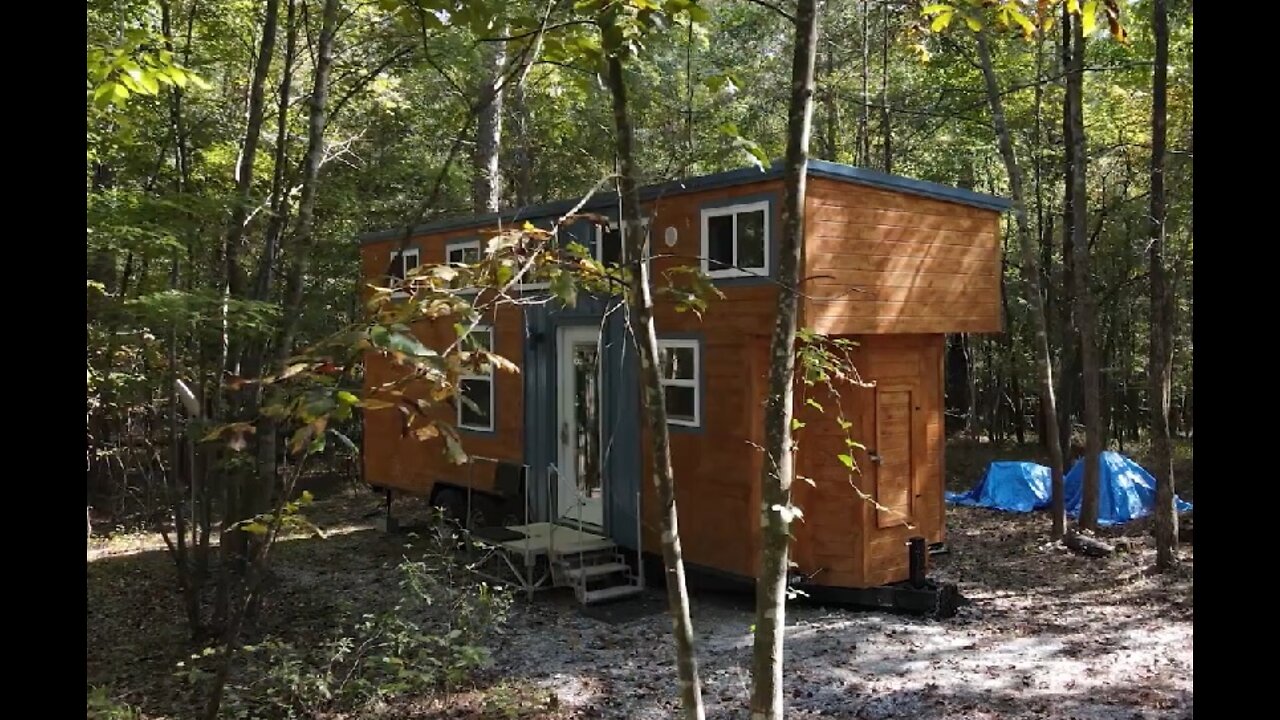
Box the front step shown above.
[581,582,643,604]
[539,532,645,606]
[548,539,618,557]
[562,562,630,582]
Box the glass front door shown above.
[556,325,605,529]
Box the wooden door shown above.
[874,386,915,529]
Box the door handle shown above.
[869,451,882,465]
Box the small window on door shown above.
[389,247,420,298]
[457,326,494,432]
[657,339,700,427]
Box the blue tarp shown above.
[946,461,1052,512]
[946,451,1193,526]
[1063,451,1193,526]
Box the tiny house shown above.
[358,160,1007,607]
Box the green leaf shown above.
[964,15,981,32]
[242,521,269,536]
[930,10,953,32]
[686,4,710,23]
[791,418,806,431]
[805,398,824,413]
[921,3,952,15]
[93,83,117,108]
[337,390,359,405]
[138,71,161,94]
[837,453,855,470]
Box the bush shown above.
[183,513,511,719]
[87,686,141,720]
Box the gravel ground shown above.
[88,476,1193,719]
[482,505,1193,720]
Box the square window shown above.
[706,215,734,269]
[657,339,700,427]
[700,201,771,278]
[390,247,420,297]
[664,385,696,424]
[457,326,494,432]
[595,217,651,266]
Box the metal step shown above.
[581,582,643,605]
[556,550,623,568]
[548,538,618,557]
[562,562,630,582]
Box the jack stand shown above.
[377,489,399,533]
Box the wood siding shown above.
[802,177,1003,335]
[637,180,781,579]
[359,231,526,496]
[791,334,946,589]
[358,170,998,590]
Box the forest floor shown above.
[87,440,1193,719]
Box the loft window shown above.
[657,339,700,427]
[457,326,494,432]
[700,201,769,278]
[446,240,481,266]
[389,247,420,297]
[445,240,481,292]
[595,217,651,266]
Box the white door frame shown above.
[556,324,606,529]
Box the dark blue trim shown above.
[696,191,780,287]
[656,332,705,435]
[355,159,1008,245]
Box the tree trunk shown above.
[510,82,534,207]
[473,37,506,213]
[602,35,705,720]
[822,35,838,161]
[751,2,818,718]
[225,0,280,303]
[248,0,298,521]
[859,0,870,166]
[1148,0,1178,570]
[964,334,979,437]
[214,0,281,605]
[1055,1,1075,462]
[205,3,340,717]
[879,0,891,173]
[976,32,1065,539]
[1067,13,1102,532]
[252,0,298,304]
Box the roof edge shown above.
[806,159,1012,212]
[356,159,1009,244]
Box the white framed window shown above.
[446,239,481,266]
[657,338,700,427]
[457,325,494,432]
[445,239,481,293]
[700,201,769,278]
[515,224,555,292]
[389,247,420,298]
[595,217,651,265]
